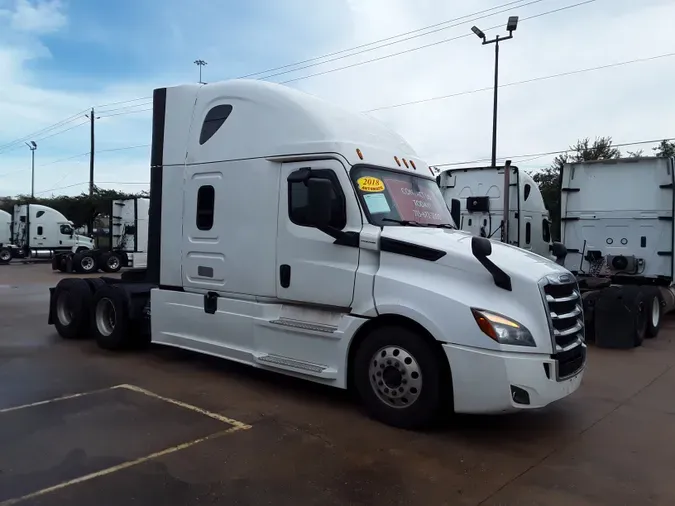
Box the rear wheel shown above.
[100,252,122,273]
[91,284,132,350]
[0,247,11,264]
[646,289,662,338]
[52,278,92,339]
[353,325,446,429]
[74,251,98,274]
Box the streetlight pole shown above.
[194,59,208,84]
[25,141,37,200]
[471,16,519,168]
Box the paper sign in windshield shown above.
[384,178,446,225]
[363,193,391,214]
[357,176,385,192]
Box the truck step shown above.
[255,354,336,379]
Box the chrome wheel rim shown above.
[0,250,10,261]
[81,256,94,271]
[652,296,660,328]
[56,293,73,326]
[368,345,422,408]
[96,298,116,337]
[108,256,120,270]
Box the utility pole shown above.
[85,108,99,196]
[194,59,208,84]
[25,141,37,200]
[471,16,519,168]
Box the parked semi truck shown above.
[437,164,554,260]
[0,209,12,264]
[560,156,675,348]
[53,197,149,274]
[7,204,94,263]
[47,79,586,429]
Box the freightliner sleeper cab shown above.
[48,79,586,429]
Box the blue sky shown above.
[1,0,674,197]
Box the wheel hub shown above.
[368,345,422,409]
[96,298,116,337]
[0,250,10,261]
[652,296,660,328]
[81,257,94,270]
[56,293,73,326]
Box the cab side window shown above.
[288,169,346,230]
[542,219,551,242]
[60,225,73,235]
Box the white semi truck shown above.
[0,209,12,264]
[5,204,94,263]
[47,79,586,429]
[53,197,149,274]
[437,164,555,260]
[560,156,675,348]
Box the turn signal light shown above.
[356,148,364,160]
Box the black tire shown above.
[0,247,12,264]
[353,325,447,429]
[51,256,59,271]
[85,277,107,294]
[645,289,662,339]
[51,278,93,339]
[100,252,122,273]
[74,251,98,274]
[91,284,132,350]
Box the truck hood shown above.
[75,235,94,244]
[381,227,571,284]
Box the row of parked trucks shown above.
[37,78,674,429]
[0,198,149,273]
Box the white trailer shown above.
[53,197,149,274]
[438,164,555,260]
[8,204,94,262]
[0,209,12,264]
[47,79,586,429]
[560,156,675,348]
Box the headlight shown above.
[471,308,535,347]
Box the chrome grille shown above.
[540,275,586,380]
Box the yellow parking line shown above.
[113,384,252,430]
[0,425,248,506]
[0,386,115,414]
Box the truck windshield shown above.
[351,166,455,228]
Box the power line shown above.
[279,1,595,85]
[364,51,675,113]
[433,137,675,167]
[0,120,89,156]
[241,0,537,80]
[96,102,153,114]
[256,0,548,81]
[95,96,152,110]
[35,180,149,195]
[99,108,153,118]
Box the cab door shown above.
[276,160,361,309]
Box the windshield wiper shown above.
[429,223,456,230]
[381,218,427,227]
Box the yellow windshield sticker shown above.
[357,176,385,192]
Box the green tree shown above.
[653,140,675,158]
[530,136,621,239]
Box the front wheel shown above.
[353,325,447,429]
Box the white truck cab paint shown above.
[12,204,94,259]
[0,209,12,264]
[49,79,585,429]
[438,165,554,260]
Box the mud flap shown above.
[47,287,55,325]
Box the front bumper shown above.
[443,343,585,414]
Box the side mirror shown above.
[550,241,567,265]
[307,178,333,227]
[471,236,492,258]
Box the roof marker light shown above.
[394,156,401,166]
[356,148,364,160]
[410,160,417,170]
[402,158,409,168]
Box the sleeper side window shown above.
[542,219,551,242]
[196,185,215,230]
[36,210,45,218]
[199,105,233,145]
[37,226,43,235]
[288,169,346,230]
[525,222,531,245]
[524,184,531,201]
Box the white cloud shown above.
[8,0,66,34]
[1,0,675,198]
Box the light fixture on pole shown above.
[25,141,37,199]
[471,16,518,246]
[471,15,518,168]
[194,59,208,84]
